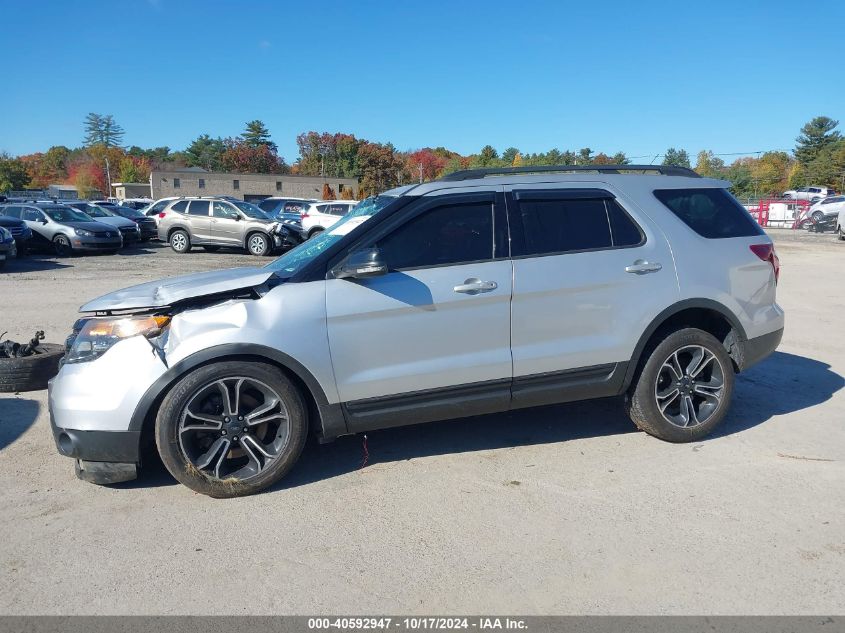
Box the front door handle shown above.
[625,259,662,274]
[454,278,498,294]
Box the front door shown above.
[325,190,513,429]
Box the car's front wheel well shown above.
[138,353,325,459]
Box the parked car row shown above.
[0,194,363,263]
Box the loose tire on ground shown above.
[626,328,734,443]
[155,361,308,498]
[0,344,65,393]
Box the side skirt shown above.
[341,363,628,435]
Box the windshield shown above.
[230,200,269,219]
[266,195,396,278]
[114,207,144,218]
[80,204,114,218]
[43,207,94,223]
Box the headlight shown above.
[0,227,10,242]
[75,228,94,237]
[65,315,171,364]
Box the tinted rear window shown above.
[187,200,210,216]
[653,188,764,239]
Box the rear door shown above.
[209,201,243,245]
[185,200,211,241]
[505,184,678,407]
[326,189,513,428]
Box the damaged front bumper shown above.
[48,335,169,484]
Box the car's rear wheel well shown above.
[138,353,325,463]
[166,226,188,241]
[626,307,744,393]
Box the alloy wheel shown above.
[654,345,725,428]
[54,235,71,256]
[178,377,291,481]
[248,234,268,255]
[171,233,187,251]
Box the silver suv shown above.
[49,165,784,497]
[157,197,284,256]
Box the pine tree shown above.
[794,116,841,164]
[242,120,277,152]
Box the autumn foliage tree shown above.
[220,138,288,174]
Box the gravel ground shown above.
[0,231,843,615]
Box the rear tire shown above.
[169,229,191,253]
[53,235,73,257]
[626,328,734,443]
[155,361,308,498]
[307,228,324,240]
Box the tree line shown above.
[1,114,842,200]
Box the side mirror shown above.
[335,248,388,280]
[40,219,48,225]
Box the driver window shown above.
[376,201,494,271]
[212,201,238,219]
[23,208,44,222]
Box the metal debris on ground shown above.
[0,330,45,358]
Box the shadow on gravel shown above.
[0,397,40,451]
[3,255,72,273]
[279,351,844,491]
[118,351,845,493]
[716,351,844,437]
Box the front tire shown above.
[169,229,191,253]
[626,328,734,442]
[53,234,73,257]
[155,361,308,498]
[246,232,271,256]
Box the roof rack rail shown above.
[438,164,701,182]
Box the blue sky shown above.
[1,0,843,163]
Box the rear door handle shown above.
[625,260,662,274]
[454,278,498,294]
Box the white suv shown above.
[782,186,835,202]
[301,200,359,238]
[49,165,784,497]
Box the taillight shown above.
[750,243,780,283]
[157,212,167,219]
[300,212,309,219]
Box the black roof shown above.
[438,164,701,182]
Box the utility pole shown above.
[418,162,423,184]
[104,156,112,199]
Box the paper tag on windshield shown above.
[329,215,371,236]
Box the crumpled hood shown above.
[80,267,276,313]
